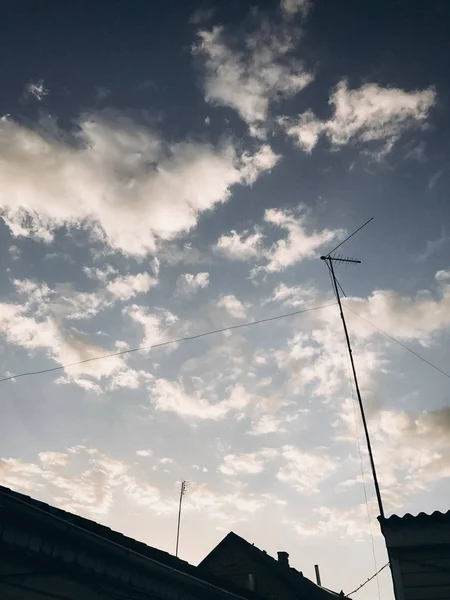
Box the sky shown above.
[1,0,450,598]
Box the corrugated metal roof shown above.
[380,509,450,526]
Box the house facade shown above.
[379,510,450,600]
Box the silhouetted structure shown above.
[0,485,262,600]
[380,510,450,600]
[200,531,341,600]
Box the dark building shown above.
[379,510,450,600]
[199,531,341,600]
[0,485,262,600]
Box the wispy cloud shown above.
[23,79,50,101]
[194,19,312,135]
[280,80,436,155]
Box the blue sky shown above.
[1,1,450,598]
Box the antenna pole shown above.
[175,481,186,557]
[325,257,385,519]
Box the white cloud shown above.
[24,79,50,101]
[175,272,210,295]
[267,283,317,307]
[249,414,286,435]
[107,272,158,300]
[343,280,450,344]
[436,269,450,282]
[84,264,118,283]
[277,446,337,493]
[216,230,264,260]
[281,80,436,155]
[150,379,255,420]
[416,230,449,262]
[296,502,377,540]
[0,295,146,388]
[219,448,278,475]
[0,113,278,255]
[195,24,312,130]
[217,294,247,318]
[217,208,342,272]
[136,450,152,457]
[263,207,343,272]
[0,447,175,518]
[280,0,312,17]
[124,304,177,347]
[38,451,69,468]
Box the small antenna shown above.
[320,218,385,519]
[175,480,187,557]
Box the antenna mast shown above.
[320,218,385,519]
[175,480,186,557]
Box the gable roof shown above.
[0,485,262,600]
[200,531,341,599]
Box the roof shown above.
[379,509,450,527]
[200,531,341,599]
[0,485,262,600]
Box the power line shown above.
[0,301,336,384]
[343,304,450,380]
[346,563,389,596]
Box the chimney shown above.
[277,551,289,567]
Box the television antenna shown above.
[175,480,187,557]
[320,217,385,519]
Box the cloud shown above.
[281,80,436,155]
[175,272,210,295]
[194,23,312,131]
[343,280,450,344]
[295,502,377,540]
[0,447,175,518]
[249,414,286,435]
[107,272,158,300]
[277,446,337,493]
[24,79,50,101]
[218,448,278,475]
[38,451,69,468]
[416,229,449,262]
[217,294,247,318]
[0,286,155,389]
[217,208,342,272]
[428,169,442,189]
[216,230,264,260]
[263,208,343,272]
[136,450,152,457]
[184,481,273,524]
[150,379,254,420]
[436,269,450,282]
[124,304,177,347]
[0,112,278,255]
[359,405,450,511]
[280,0,312,17]
[267,283,317,307]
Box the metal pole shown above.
[326,257,385,519]
[315,565,322,587]
[175,481,186,557]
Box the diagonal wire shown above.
[0,301,337,384]
[347,563,389,596]
[343,304,450,380]
[324,217,374,257]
